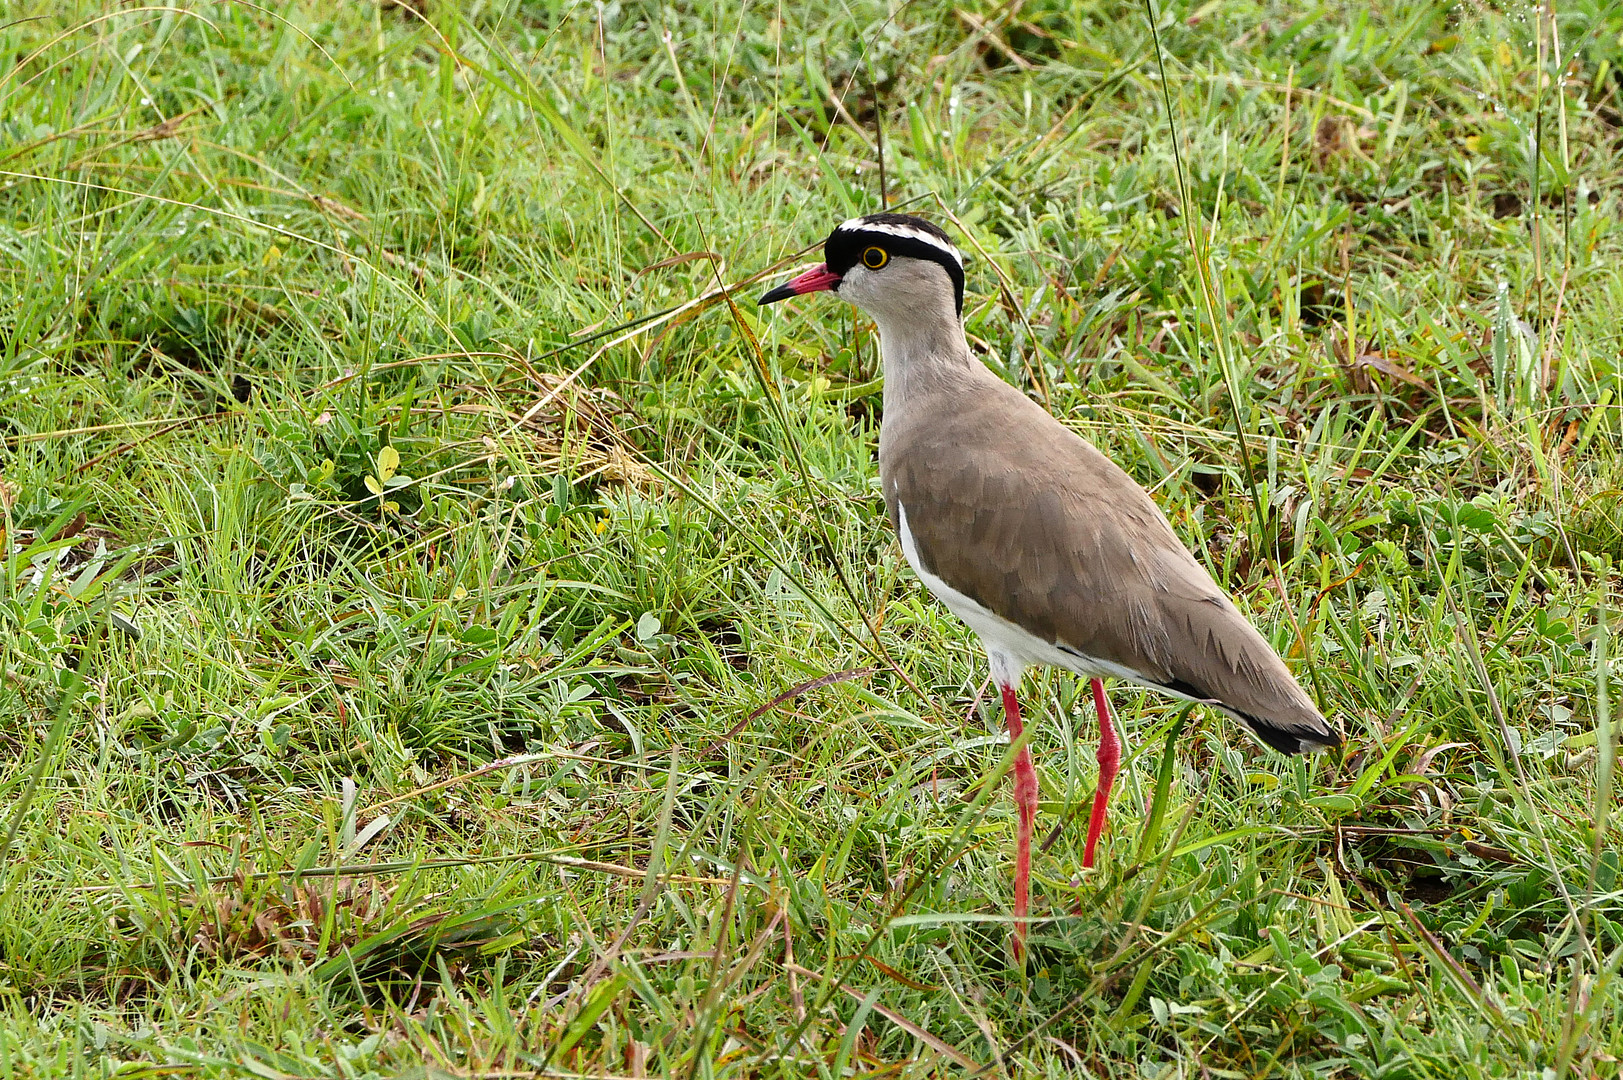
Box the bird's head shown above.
[758,213,965,326]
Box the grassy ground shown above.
[1,0,1621,1074]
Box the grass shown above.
[0,0,1621,1074]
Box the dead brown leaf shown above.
[192,867,394,964]
[1357,353,1432,391]
[311,193,367,222]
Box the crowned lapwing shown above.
[759,213,1341,951]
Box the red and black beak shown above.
[758,265,842,306]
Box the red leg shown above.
[1083,678,1121,869]
[1000,683,1038,956]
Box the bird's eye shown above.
[861,246,889,270]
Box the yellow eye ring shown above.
[861,246,889,270]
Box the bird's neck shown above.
[873,312,987,412]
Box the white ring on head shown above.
[836,217,962,268]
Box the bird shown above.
[758,212,1342,952]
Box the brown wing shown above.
[881,379,1339,753]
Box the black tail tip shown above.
[1245,717,1343,755]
